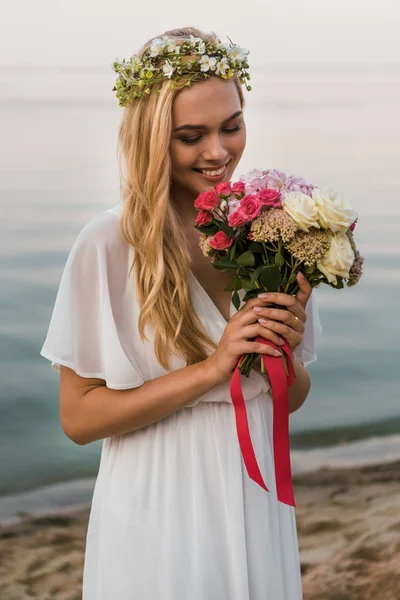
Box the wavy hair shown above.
[117,26,245,370]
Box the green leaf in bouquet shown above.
[243,288,261,302]
[248,242,264,254]
[250,264,265,286]
[331,276,344,289]
[237,250,255,267]
[212,259,238,270]
[229,240,237,262]
[195,222,220,235]
[232,290,241,310]
[288,272,298,285]
[303,265,315,274]
[275,253,285,267]
[240,277,254,291]
[259,265,282,291]
[223,273,242,292]
[220,222,236,238]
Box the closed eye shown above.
[180,125,242,145]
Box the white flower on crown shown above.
[197,41,206,54]
[162,36,180,54]
[199,55,217,72]
[229,44,249,63]
[189,35,203,45]
[149,37,167,57]
[217,42,231,52]
[216,57,230,75]
[129,55,142,72]
[162,60,175,78]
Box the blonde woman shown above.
[40,26,321,600]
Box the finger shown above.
[256,318,305,340]
[251,304,306,325]
[245,322,287,347]
[255,291,306,320]
[296,272,312,308]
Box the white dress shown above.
[40,203,322,600]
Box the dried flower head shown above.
[346,229,364,286]
[284,228,331,266]
[250,209,298,243]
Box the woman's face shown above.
[170,77,246,199]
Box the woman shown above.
[40,26,321,600]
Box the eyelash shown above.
[180,125,242,145]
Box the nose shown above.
[202,134,229,164]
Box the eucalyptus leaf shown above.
[275,253,285,267]
[288,273,298,285]
[259,265,282,291]
[237,250,255,267]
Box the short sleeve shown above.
[40,210,146,390]
[293,291,322,367]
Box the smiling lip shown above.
[193,160,231,182]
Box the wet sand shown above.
[1,460,399,599]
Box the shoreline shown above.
[0,459,399,599]
[2,432,400,526]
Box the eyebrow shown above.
[173,110,243,132]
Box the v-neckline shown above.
[189,270,244,324]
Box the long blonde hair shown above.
[117,26,245,370]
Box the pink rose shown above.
[232,181,245,194]
[194,189,219,210]
[239,194,263,219]
[209,230,234,250]
[228,210,249,227]
[258,188,282,208]
[195,210,213,226]
[214,182,232,196]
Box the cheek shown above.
[170,142,197,171]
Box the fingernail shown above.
[273,349,281,356]
[278,338,285,345]
[298,272,304,279]
[258,293,270,299]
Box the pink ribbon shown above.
[229,337,296,506]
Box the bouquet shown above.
[193,168,364,505]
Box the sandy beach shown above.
[0,460,399,600]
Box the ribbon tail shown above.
[230,356,268,491]
[259,338,296,507]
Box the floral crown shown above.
[112,34,251,107]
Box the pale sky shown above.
[2,0,400,68]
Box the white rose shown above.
[317,232,355,284]
[313,187,358,233]
[282,191,320,232]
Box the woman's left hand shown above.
[252,272,312,352]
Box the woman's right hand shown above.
[204,297,286,384]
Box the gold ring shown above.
[289,314,300,328]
